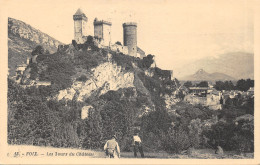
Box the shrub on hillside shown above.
[32,45,44,56]
[141,54,154,68]
[115,41,122,45]
[162,118,203,153]
[37,53,76,92]
[202,119,254,152]
[110,51,137,71]
[162,126,191,153]
[76,75,87,82]
[8,79,83,148]
[74,50,107,70]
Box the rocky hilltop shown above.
[8,17,63,76]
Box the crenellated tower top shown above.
[73,8,88,21]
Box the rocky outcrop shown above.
[57,62,135,102]
[8,17,63,49]
[81,105,94,119]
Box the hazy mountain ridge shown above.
[175,52,254,80]
[8,17,64,76]
[180,69,235,81]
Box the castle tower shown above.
[123,22,137,57]
[73,8,88,44]
[93,18,112,47]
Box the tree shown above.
[236,79,254,91]
[142,54,154,68]
[215,81,235,91]
[184,81,193,88]
[115,41,122,45]
[86,35,94,44]
[196,81,208,87]
[214,81,225,91]
[32,45,44,56]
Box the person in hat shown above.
[133,132,144,158]
[104,135,120,158]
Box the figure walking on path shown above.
[104,135,120,158]
[133,133,144,158]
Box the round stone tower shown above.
[123,22,137,57]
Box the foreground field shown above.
[5,145,253,159]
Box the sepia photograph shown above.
[0,0,259,164]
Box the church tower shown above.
[73,8,88,44]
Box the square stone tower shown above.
[93,18,112,47]
[73,8,88,44]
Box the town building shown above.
[184,87,223,110]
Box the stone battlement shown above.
[93,19,112,26]
[123,22,137,27]
[73,15,88,21]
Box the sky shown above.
[3,0,254,70]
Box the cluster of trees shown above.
[37,52,76,92]
[183,81,208,88]
[31,45,50,56]
[215,79,254,91]
[203,108,254,152]
[183,79,254,91]
[140,103,217,153]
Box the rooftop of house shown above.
[189,87,209,90]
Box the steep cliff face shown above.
[57,62,135,102]
[8,17,64,76]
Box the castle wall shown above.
[82,20,87,37]
[102,25,111,46]
[123,23,137,57]
[94,24,103,39]
[74,20,85,43]
[110,44,128,54]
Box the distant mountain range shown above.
[180,69,235,81]
[8,17,63,76]
[175,52,254,80]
